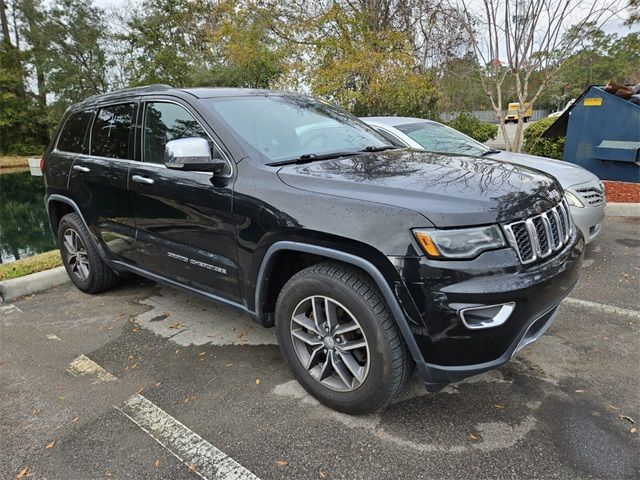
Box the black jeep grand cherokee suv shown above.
[43,85,583,414]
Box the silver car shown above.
[362,116,606,244]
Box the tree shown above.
[459,0,620,152]
[117,0,287,89]
[43,0,112,121]
[270,1,439,118]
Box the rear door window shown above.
[57,111,93,153]
[91,103,136,160]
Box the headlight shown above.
[565,191,584,208]
[413,225,506,259]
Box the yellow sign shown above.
[584,97,603,106]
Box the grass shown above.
[0,155,30,169]
[0,250,62,281]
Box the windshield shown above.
[204,95,391,163]
[394,121,490,156]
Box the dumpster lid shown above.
[540,86,595,139]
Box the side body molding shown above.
[254,241,434,383]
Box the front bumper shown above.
[569,200,605,244]
[390,231,584,391]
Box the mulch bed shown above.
[603,181,640,203]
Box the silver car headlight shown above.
[413,225,506,259]
[565,191,585,208]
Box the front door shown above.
[67,102,139,263]
[127,100,240,301]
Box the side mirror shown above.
[165,137,226,173]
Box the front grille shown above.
[503,200,573,265]
[575,187,605,206]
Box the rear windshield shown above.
[204,95,389,162]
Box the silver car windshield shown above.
[395,122,490,156]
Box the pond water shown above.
[0,171,57,263]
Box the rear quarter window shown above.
[91,103,136,159]
[57,111,93,153]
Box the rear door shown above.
[127,100,239,301]
[68,101,139,263]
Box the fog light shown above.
[459,302,515,330]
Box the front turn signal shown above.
[413,231,441,257]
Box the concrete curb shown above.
[605,202,640,218]
[0,266,70,303]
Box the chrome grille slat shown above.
[575,187,605,206]
[503,202,572,265]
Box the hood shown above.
[490,151,598,187]
[277,149,564,227]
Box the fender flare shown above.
[46,194,105,256]
[254,241,432,379]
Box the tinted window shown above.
[143,102,224,166]
[204,96,390,163]
[57,111,92,153]
[91,103,135,159]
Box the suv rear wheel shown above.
[275,261,412,414]
[58,213,118,294]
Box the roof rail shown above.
[83,84,173,103]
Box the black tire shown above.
[275,261,413,414]
[58,213,118,294]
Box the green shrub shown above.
[523,117,566,160]
[447,112,499,143]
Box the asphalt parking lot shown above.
[1,217,638,479]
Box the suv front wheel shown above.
[275,261,412,414]
[58,213,118,294]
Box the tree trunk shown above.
[0,0,10,42]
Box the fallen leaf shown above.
[275,460,289,466]
[468,432,479,441]
[128,355,135,360]
[319,471,327,478]
[255,378,261,385]
[620,415,635,424]
[137,387,144,394]
[175,349,180,354]
[225,363,233,367]
[198,352,206,356]
[607,405,620,411]
[16,466,28,479]
[71,417,79,423]
[32,408,41,416]
[189,464,198,472]
[169,322,183,329]
[45,440,56,449]
[631,427,637,434]
[574,389,585,394]
[131,328,139,333]
[154,458,160,469]
[130,363,138,370]
[494,403,505,409]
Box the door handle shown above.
[72,165,90,173]
[132,175,155,185]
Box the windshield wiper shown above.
[480,149,501,157]
[361,145,396,152]
[266,151,360,167]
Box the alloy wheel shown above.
[63,228,90,281]
[290,295,370,392]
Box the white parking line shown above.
[67,354,118,383]
[565,297,640,319]
[116,394,260,480]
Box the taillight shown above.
[40,157,45,173]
